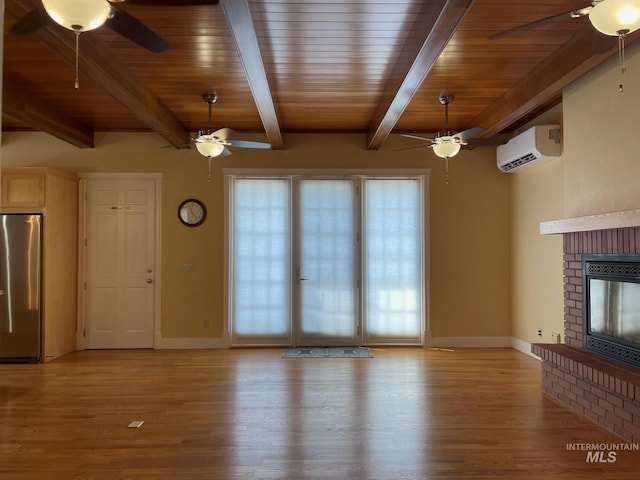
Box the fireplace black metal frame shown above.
[582,253,640,369]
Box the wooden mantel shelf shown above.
[540,208,640,235]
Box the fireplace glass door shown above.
[583,254,640,367]
[589,279,640,345]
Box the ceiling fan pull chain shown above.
[208,157,213,182]
[618,32,627,93]
[445,156,450,185]
[74,29,81,89]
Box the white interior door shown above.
[295,179,359,346]
[84,179,156,349]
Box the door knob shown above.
[146,278,153,284]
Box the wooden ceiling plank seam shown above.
[5,0,190,148]
[221,0,283,149]
[471,25,630,137]
[2,77,94,148]
[366,0,475,151]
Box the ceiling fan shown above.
[10,0,220,53]
[489,1,640,41]
[195,93,272,158]
[399,95,513,183]
[401,95,484,158]
[401,95,485,184]
[193,93,272,179]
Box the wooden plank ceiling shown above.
[1,0,631,151]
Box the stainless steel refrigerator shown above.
[0,214,42,363]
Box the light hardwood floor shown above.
[1,347,638,479]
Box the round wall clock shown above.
[178,199,207,227]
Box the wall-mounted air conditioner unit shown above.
[496,124,562,173]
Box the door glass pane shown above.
[232,178,290,339]
[363,178,422,342]
[299,179,356,342]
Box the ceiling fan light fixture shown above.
[41,0,111,32]
[195,138,225,158]
[432,137,461,158]
[589,0,640,36]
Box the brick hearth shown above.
[532,343,640,442]
[535,222,640,443]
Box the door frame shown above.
[76,173,163,350]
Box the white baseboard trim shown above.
[154,335,228,349]
[152,335,541,356]
[429,336,512,348]
[511,337,541,360]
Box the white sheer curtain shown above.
[363,178,422,342]
[231,178,290,340]
[298,179,357,342]
[228,173,426,346]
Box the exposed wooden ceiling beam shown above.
[5,0,190,148]
[366,0,474,150]
[471,25,637,137]
[221,0,283,150]
[3,77,94,148]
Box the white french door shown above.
[295,179,358,346]
[227,171,427,347]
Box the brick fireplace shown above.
[534,210,640,443]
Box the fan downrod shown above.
[201,93,218,135]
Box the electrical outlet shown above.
[537,329,543,337]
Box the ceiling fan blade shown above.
[122,0,219,5]
[454,126,484,142]
[221,147,232,156]
[212,128,236,141]
[10,8,50,35]
[488,6,591,41]
[107,7,169,53]
[401,133,436,143]
[231,140,271,149]
[211,127,269,148]
[465,133,512,149]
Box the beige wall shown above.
[426,144,511,338]
[1,131,511,344]
[563,42,640,217]
[510,154,564,345]
[509,106,565,346]
[509,42,640,348]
